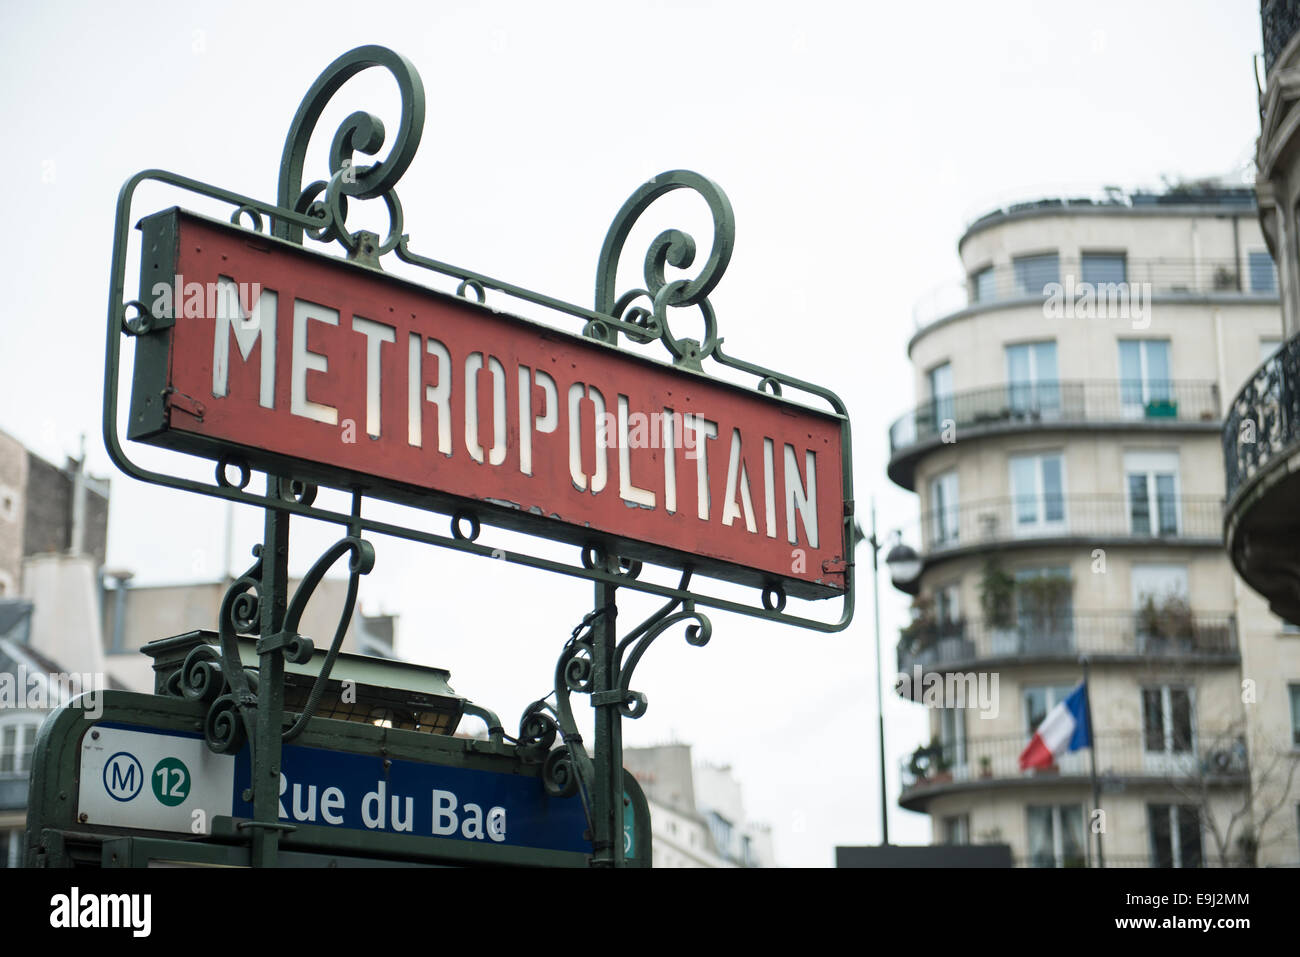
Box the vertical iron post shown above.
[1081,656,1104,869]
[590,558,623,867]
[871,500,890,845]
[251,484,291,868]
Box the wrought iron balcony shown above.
[912,256,1275,332]
[889,379,1220,490]
[899,730,1248,811]
[1222,332,1300,623]
[895,494,1223,590]
[895,612,1238,685]
[1264,0,1300,76]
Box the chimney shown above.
[68,434,87,557]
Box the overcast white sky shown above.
[0,1,1265,865]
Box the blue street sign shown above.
[233,738,591,853]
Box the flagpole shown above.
[1080,656,1104,869]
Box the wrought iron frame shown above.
[101,45,856,867]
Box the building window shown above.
[939,706,967,770]
[0,720,38,776]
[972,265,997,302]
[1009,452,1066,534]
[928,362,954,431]
[1124,451,1180,537]
[1148,804,1203,868]
[1005,341,1060,415]
[1118,339,1172,415]
[1026,805,1086,867]
[707,812,734,860]
[941,814,970,845]
[1014,567,1073,651]
[929,470,959,547]
[1082,252,1127,285]
[1013,252,1060,296]
[1142,686,1195,762]
[1289,684,1300,748]
[1249,250,1278,295]
[934,581,960,626]
[1024,685,1078,734]
[0,829,22,868]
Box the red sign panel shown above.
[129,210,848,598]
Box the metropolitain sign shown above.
[128,209,848,598]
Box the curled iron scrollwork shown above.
[190,530,376,755]
[615,569,712,720]
[592,170,735,369]
[275,45,426,258]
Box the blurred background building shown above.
[1215,0,1300,868]
[623,742,775,867]
[886,180,1299,866]
[0,427,394,866]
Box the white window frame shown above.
[1141,685,1198,775]
[1118,339,1172,417]
[1147,803,1204,868]
[1009,451,1067,536]
[1027,804,1085,868]
[928,362,954,430]
[929,470,960,547]
[0,715,40,778]
[1124,450,1181,537]
[939,706,967,775]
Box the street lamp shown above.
[885,540,921,590]
[855,502,921,847]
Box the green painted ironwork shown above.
[96,44,856,867]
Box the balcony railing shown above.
[912,493,1223,558]
[890,379,1220,456]
[913,256,1276,330]
[1223,333,1300,504]
[1264,0,1300,75]
[896,612,1238,676]
[900,730,1248,795]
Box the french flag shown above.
[1019,682,1092,770]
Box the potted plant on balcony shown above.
[980,560,1017,655]
[1137,594,1195,653]
[1213,265,1239,291]
[900,595,938,663]
[1016,573,1073,653]
[930,740,954,785]
[906,738,952,785]
[907,741,935,784]
[979,755,993,779]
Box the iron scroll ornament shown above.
[173,525,375,760]
[102,45,856,634]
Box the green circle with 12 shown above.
[151,757,191,806]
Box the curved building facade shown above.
[889,185,1297,866]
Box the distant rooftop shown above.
[960,182,1257,246]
